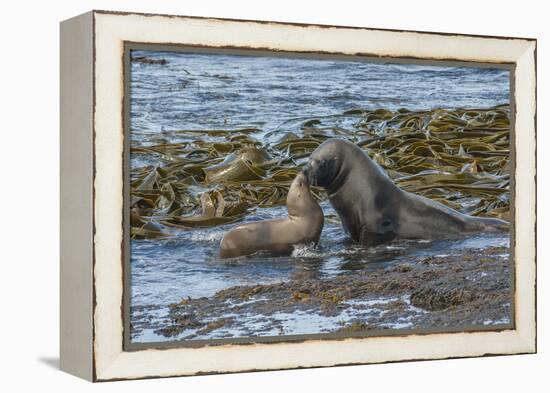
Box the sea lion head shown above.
[302,139,348,189]
[286,172,315,216]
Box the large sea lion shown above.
[302,139,508,245]
[219,172,324,258]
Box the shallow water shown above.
[129,50,511,343]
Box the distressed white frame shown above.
[62,10,537,382]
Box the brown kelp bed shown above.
[130,105,510,240]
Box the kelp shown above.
[203,147,271,183]
[131,56,168,65]
[130,105,511,239]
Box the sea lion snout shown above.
[294,171,309,187]
[303,159,324,186]
[303,154,340,188]
[302,164,313,185]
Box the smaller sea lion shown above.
[219,172,324,258]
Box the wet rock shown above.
[133,245,512,341]
[336,321,371,333]
[393,264,413,273]
[154,313,203,337]
[197,318,234,334]
[131,56,168,65]
[410,287,478,311]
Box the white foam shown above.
[291,243,319,258]
[482,317,510,326]
[188,231,225,242]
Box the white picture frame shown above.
[60,10,536,382]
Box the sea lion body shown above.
[219,172,324,258]
[303,139,508,245]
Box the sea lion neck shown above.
[325,156,350,196]
[286,177,320,219]
[288,193,318,218]
[286,188,308,218]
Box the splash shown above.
[188,230,225,243]
[291,243,320,258]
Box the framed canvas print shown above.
[60,10,537,382]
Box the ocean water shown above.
[129,50,510,343]
[130,51,510,137]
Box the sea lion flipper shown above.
[468,216,510,233]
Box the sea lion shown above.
[219,172,324,258]
[302,138,508,245]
